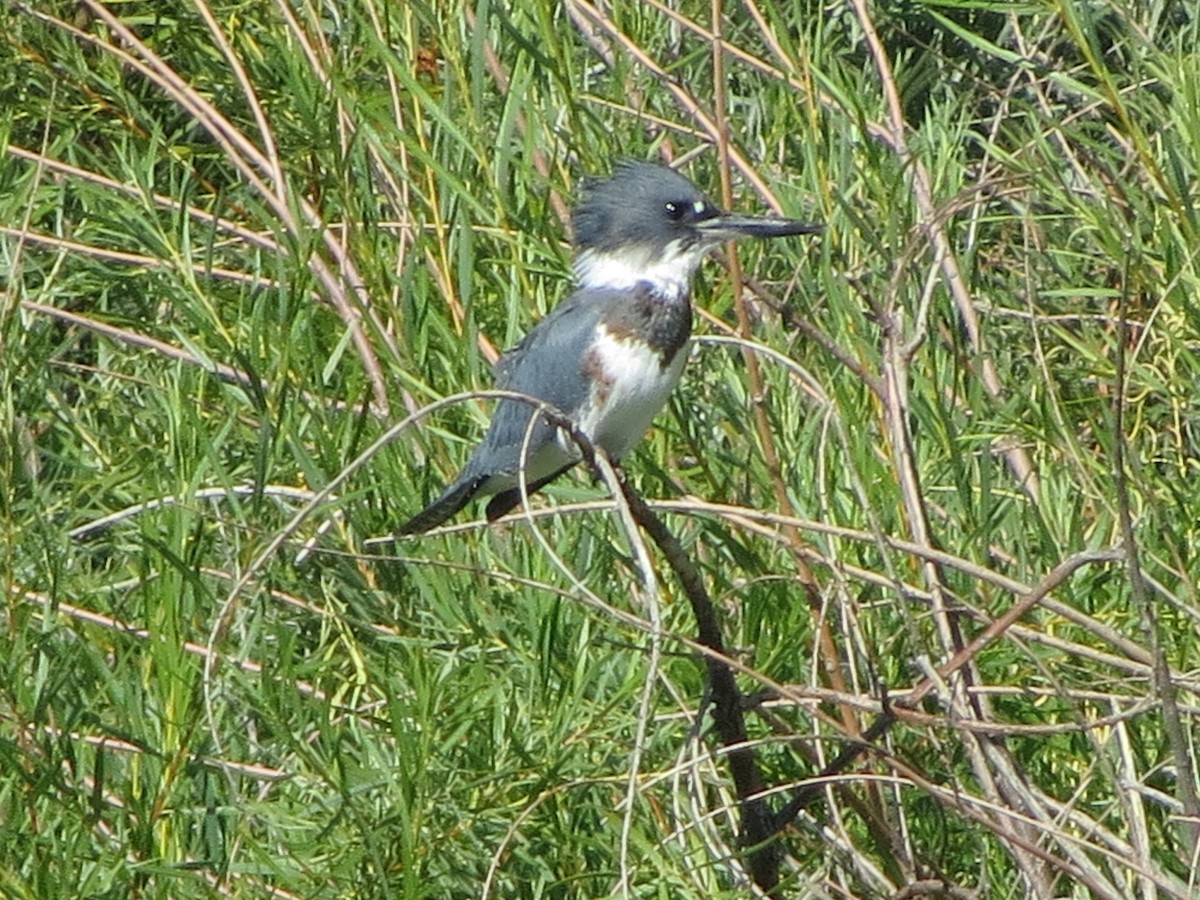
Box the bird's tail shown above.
[397,475,484,535]
[483,464,576,522]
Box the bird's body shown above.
[399,161,819,535]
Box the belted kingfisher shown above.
[399,160,820,534]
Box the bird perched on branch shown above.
[399,160,820,534]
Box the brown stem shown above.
[614,471,781,895]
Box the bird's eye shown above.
[663,201,686,221]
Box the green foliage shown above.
[3,0,1199,896]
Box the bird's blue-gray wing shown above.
[469,291,607,477]
[465,293,612,522]
[397,291,608,534]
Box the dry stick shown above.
[464,403,783,892]
[1112,257,1200,855]
[0,228,269,288]
[848,4,1055,892]
[22,300,259,389]
[732,271,883,395]
[899,549,1123,711]
[466,3,567,367]
[770,547,1123,833]
[847,0,978,703]
[565,0,765,197]
[845,0,1038,503]
[706,8,854,750]
[20,300,364,415]
[38,1,393,414]
[468,5,569,232]
[4,146,282,254]
[615,477,782,896]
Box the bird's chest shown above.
[576,313,690,460]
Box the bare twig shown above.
[22,1,395,413]
[614,477,781,895]
[1112,250,1200,854]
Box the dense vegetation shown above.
[3,1,1198,896]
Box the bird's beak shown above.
[695,213,823,242]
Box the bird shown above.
[398,160,821,534]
